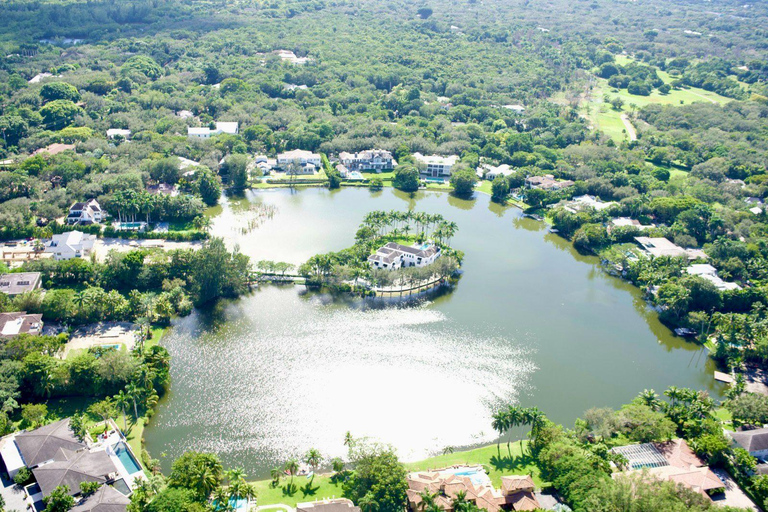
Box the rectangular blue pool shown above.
[113,441,143,474]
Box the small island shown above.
[299,210,463,297]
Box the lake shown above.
[143,186,721,477]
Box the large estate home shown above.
[277,149,323,174]
[368,242,441,270]
[406,467,541,512]
[730,428,768,459]
[610,439,723,501]
[0,418,144,512]
[297,499,361,512]
[635,236,707,260]
[0,311,43,338]
[413,153,459,178]
[525,175,574,191]
[67,199,103,225]
[187,122,239,139]
[0,272,42,297]
[46,231,97,261]
[339,149,397,172]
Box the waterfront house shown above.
[480,164,516,181]
[413,153,459,178]
[0,418,144,512]
[277,149,322,173]
[368,242,441,270]
[634,236,708,260]
[187,122,239,139]
[525,175,574,191]
[297,499,361,512]
[0,312,43,338]
[67,199,103,225]
[147,183,179,197]
[686,264,741,291]
[610,217,652,230]
[46,231,97,260]
[0,272,42,296]
[561,195,617,213]
[339,150,397,172]
[730,428,768,459]
[611,440,724,500]
[406,467,540,512]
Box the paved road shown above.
[711,468,760,511]
[620,113,638,141]
[0,475,28,512]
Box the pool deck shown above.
[96,422,146,489]
[60,322,140,358]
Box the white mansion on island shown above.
[368,242,441,270]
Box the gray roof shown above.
[0,273,42,296]
[15,419,86,468]
[731,428,768,453]
[297,500,361,512]
[33,449,117,497]
[71,485,130,512]
[384,242,439,259]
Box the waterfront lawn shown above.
[250,443,545,507]
[475,180,493,196]
[251,475,344,508]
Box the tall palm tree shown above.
[304,448,322,475]
[285,458,299,486]
[195,466,220,501]
[225,468,246,486]
[417,490,438,512]
[114,390,131,431]
[126,382,143,420]
[213,486,232,512]
[639,389,660,411]
[664,386,682,407]
[358,493,379,512]
[269,467,282,488]
[491,410,509,450]
[506,406,522,451]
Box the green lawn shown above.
[249,442,544,508]
[584,56,733,142]
[475,180,493,195]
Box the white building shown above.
[562,195,618,213]
[611,217,652,230]
[479,163,516,181]
[187,122,239,139]
[274,50,312,65]
[106,129,131,140]
[731,428,768,459]
[339,150,397,172]
[635,237,707,260]
[66,199,103,225]
[368,242,441,271]
[277,149,322,170]
[687,264,741,291]
[503,104,526,114]
[46,231,97,261]
[413,153,459,177]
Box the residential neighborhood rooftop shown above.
[0,272,42,296]
[0,311,43,337]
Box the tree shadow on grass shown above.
[489,453,536,473]
[301,479,320,498]
[281,482,298,497]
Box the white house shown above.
[562,195,618,213]
[480,164,516,181]
[277,149,322,171]
[368,242,441,271]
[503,104,526,114]
[273,50,312,65]
[731,428,768,459]
[611,217,653,230]
[187,122,239,139]
[525,174,575,190]
[339,150,397,172]
[413,153,459,178]
[66,199,103,225]
[106,129,131,140]
[687,264,741,291]
[46,231,97,261]
[635,237,707,260]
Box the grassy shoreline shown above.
[247,442,542,507]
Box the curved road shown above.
[620,113,638,141]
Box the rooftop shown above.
[0,272,42,296]
[33,448,117,497]
[70,485,130,512]
[15,419,86,468]
[731,428,768,453]
[0,311,43,337]
[296,499,360,512]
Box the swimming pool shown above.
[445,467,490,486]
[213,498,248,512]
[113,441,143,475]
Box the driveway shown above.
[0,473,28,512]
[711,468,760,511]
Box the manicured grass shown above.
[251,475,345,508]
[249,442,545,507]
[475,180,493,195]
[146,326,168,349]
[714,407,733,429]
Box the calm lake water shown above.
[143,187,722,477]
